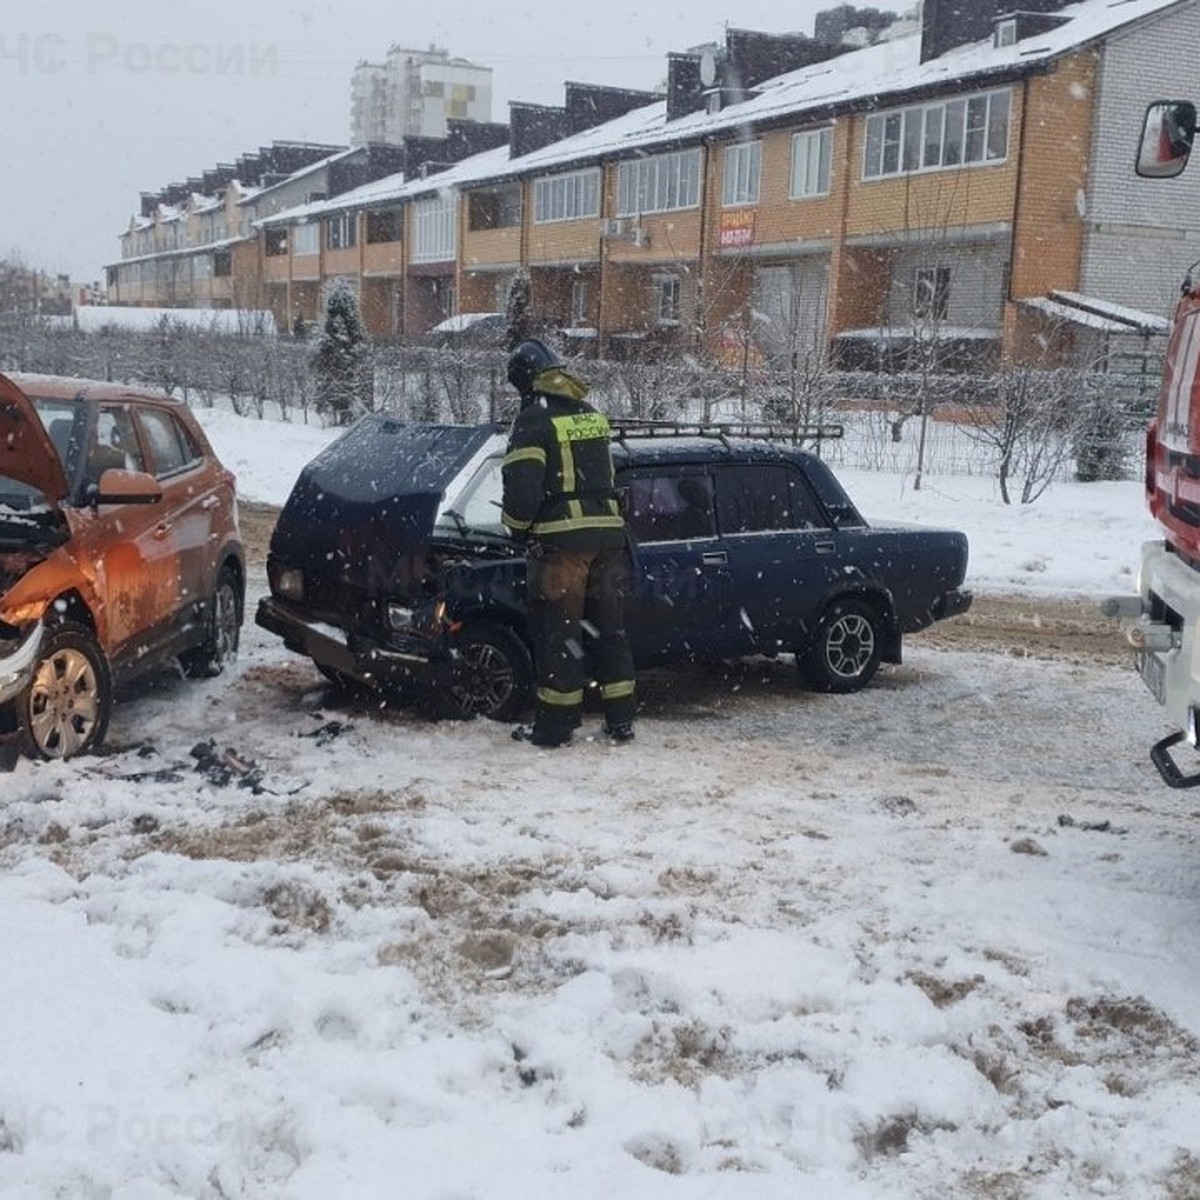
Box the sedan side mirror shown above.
[1136,100,1196,179]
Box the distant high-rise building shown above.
[350,44,493,145]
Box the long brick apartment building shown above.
[105,0,1200,370]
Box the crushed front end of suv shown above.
[0,371,244,762]
[257,418,971,721]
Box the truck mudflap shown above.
[1150,730,1200,788]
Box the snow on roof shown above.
[105,235,250,269]
[694,0,1185,133]
[835,325,1002,341]
[241,146,358,206]
[259,0,1186,229]
[256,146,511,227]
[56,307,278,335]
[429,311,503,333]
[1021,296,1143,333]
[1048,289,1172,333]
[191,192,222,213]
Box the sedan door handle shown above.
[200,495,221,510]
[814,540,836,554]
[701,551,728,566]
[154,522,173,540]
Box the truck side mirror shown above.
[1136,100,1196,178]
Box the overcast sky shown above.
[4,0,859,282]
[1,1,848,284]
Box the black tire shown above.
[438,622,533,721]
[21,624,112,760]
[181,563,243,678]
[798,598,884,694]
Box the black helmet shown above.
[507,338,562,398]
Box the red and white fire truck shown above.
[1106,100,1200,785]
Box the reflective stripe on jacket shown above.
[501,396,626,550]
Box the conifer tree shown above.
[313,279,372,425]
[504,269,534,351]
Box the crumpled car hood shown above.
[270,418,501,596]
[0,372,68,504]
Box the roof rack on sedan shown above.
[610,420,843,448]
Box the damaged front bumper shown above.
[0,625,43,705]
[255,596,448,694]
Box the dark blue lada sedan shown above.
[257,419,970,719]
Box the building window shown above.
[264,229,288,257]
[533,169,600,223]
[653,274,681,325]
[366,209,403,244]
[863,89,1011,179]
[617,148,702,216]
[791,127,833,198]
[996,18,1017,47]
[413,194,457,262]
[571,278,588,326]
[722,141,762,206]
[293,223,319,256]
[913,266,951,321]
[213,250,232,277]
[469,186,522,230]
[326,212,358,250]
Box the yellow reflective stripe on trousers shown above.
[600,680,635,700]
[537,686,584,707]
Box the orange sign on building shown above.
[718,208,756,249]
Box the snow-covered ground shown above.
[2,408,1197,1199]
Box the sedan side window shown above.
[715,465,829,532]
[625,473,716,543]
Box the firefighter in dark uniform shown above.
[502,339,636,747]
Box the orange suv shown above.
[0,372,244,762]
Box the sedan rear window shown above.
[714,464,829,533]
